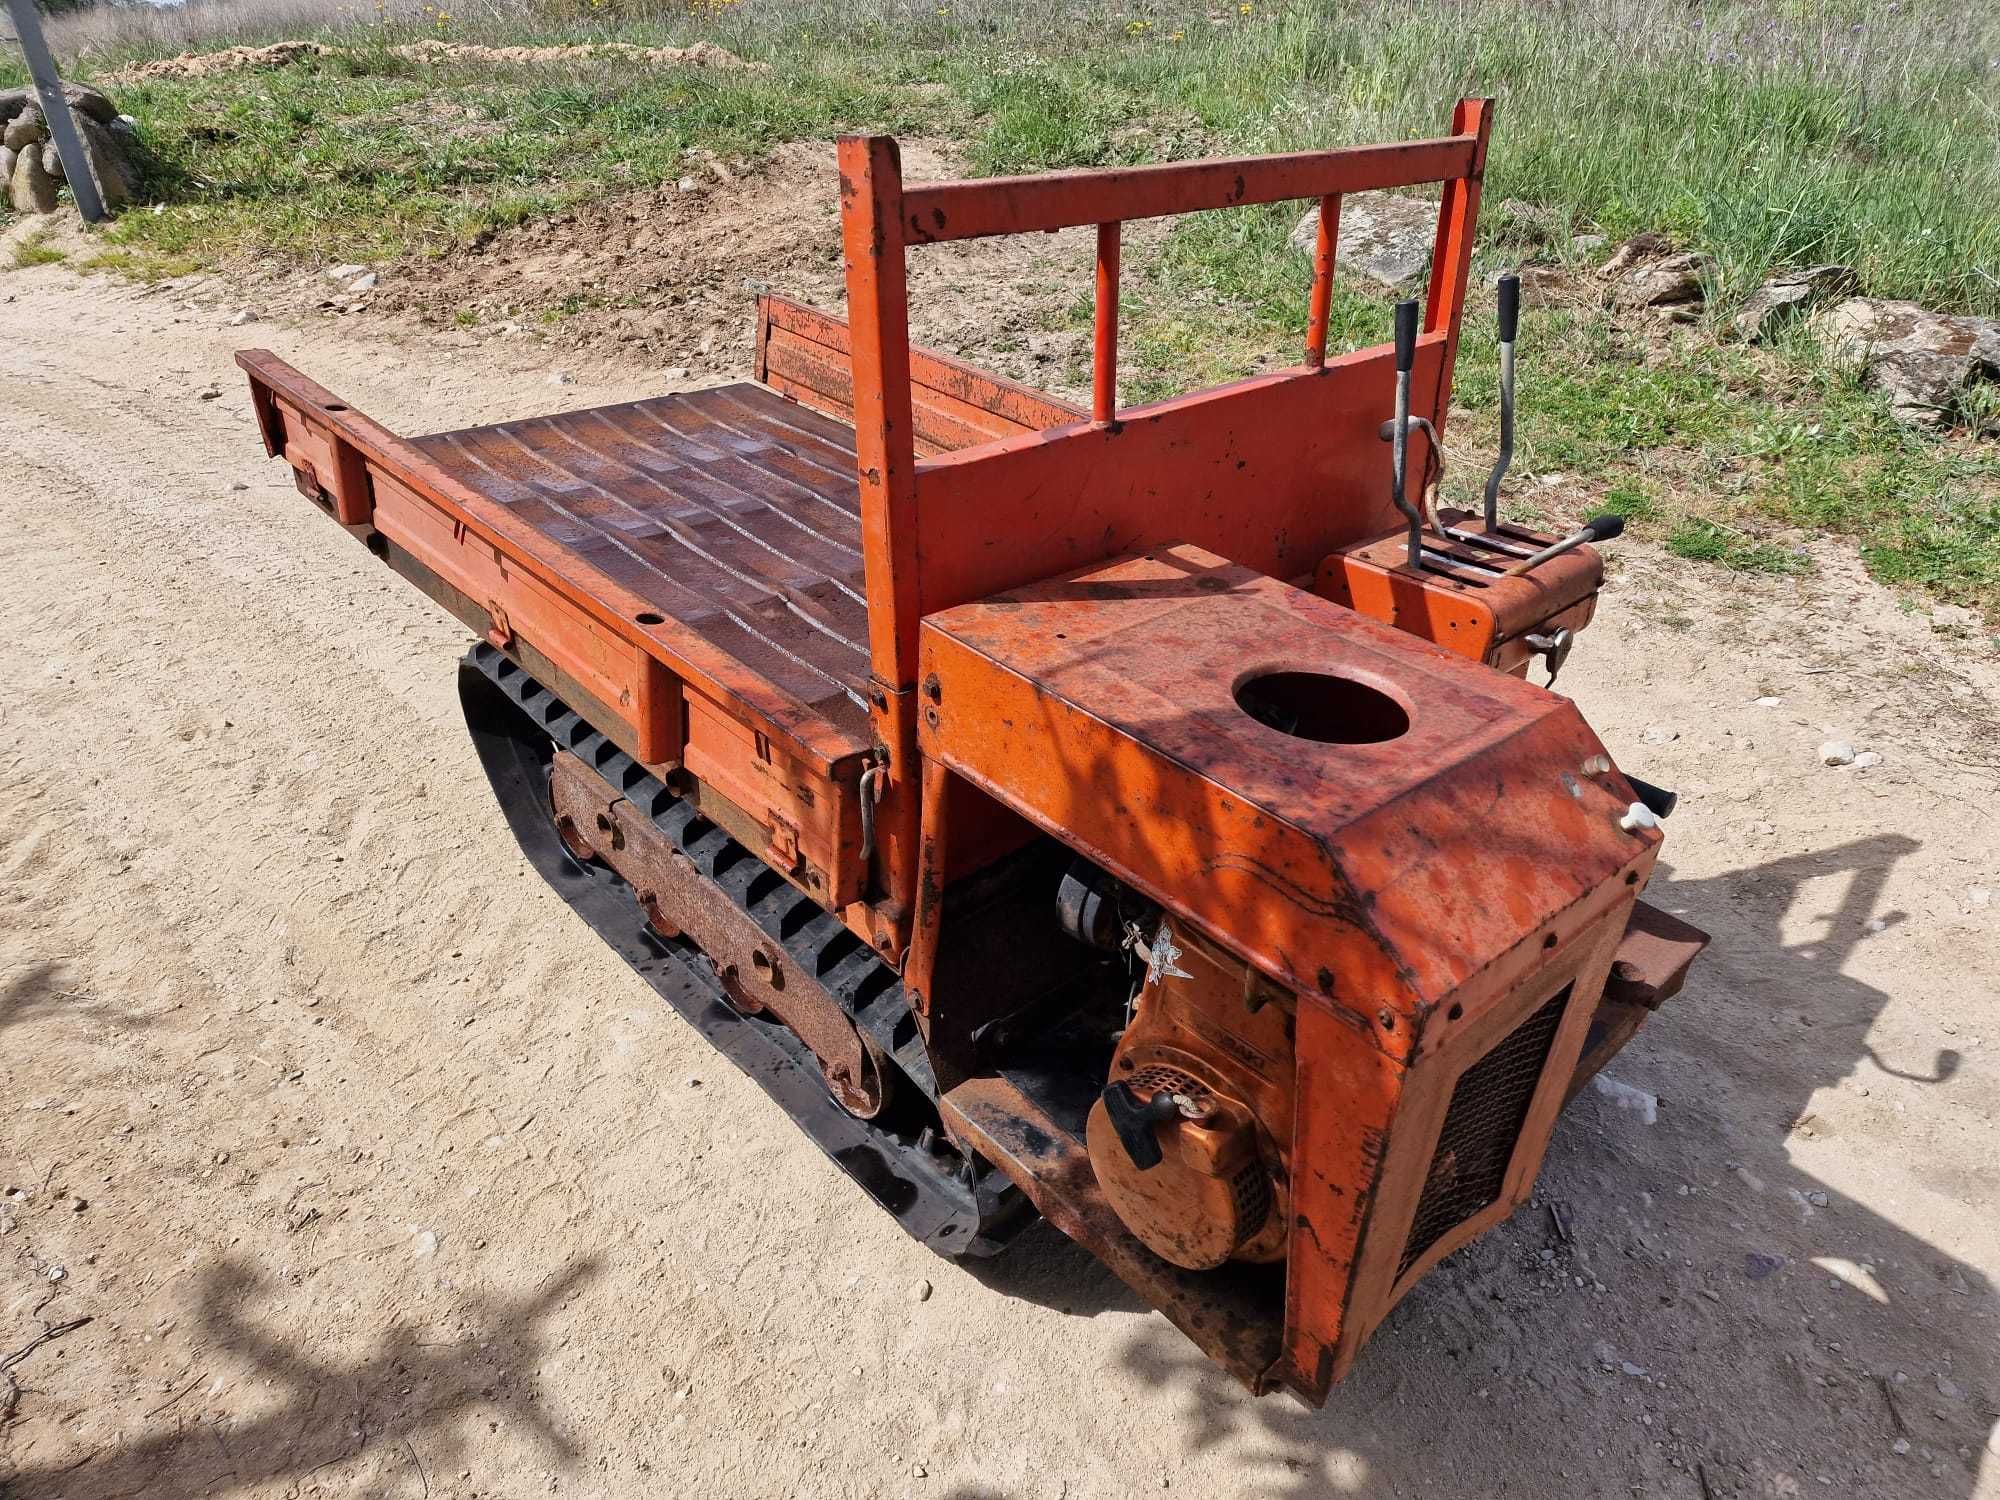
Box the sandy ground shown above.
[0,261,1997,1500]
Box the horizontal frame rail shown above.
[900,136,1477,244]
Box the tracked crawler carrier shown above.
[237,100,1706,1403]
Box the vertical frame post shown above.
[1303,194,1341,368]
[1093,221,1121,423]
[902,755,953,1032]
[838,134,923,943]
[1420,97,1494,432]
[3,0,108,224]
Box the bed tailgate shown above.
[237,350,876,908]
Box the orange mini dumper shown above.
[237,99,1706,1404]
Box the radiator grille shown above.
[1396,985,1572,1279]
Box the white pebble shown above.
[1818,740,1856,766]
[1592,1073,1658,1124]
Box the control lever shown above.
[1501,513,1625,577]
[1388,298,1422,569]
[1484,272,1519,528]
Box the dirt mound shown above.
[100,36,759,85]
[375,139,1136,398]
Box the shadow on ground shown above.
[0,1256,597,1500]
[0,960,160,1038]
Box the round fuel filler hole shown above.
[1234,671,1409,744]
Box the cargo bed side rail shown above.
[754,292,1083,455]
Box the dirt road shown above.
[1,266,1996,1500]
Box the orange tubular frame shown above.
[836,99,1495,953]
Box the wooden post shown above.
[4,0,109,223]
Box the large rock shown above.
[0,83,117,128]
[1608,248,1713,308]
[9,145,58,215]
[1733,264,1858,342]
[78,116,135,207]
[0,145,13,187]
[2,108,41,154]
[1288,191,1436,290]
[1596,232,1672,280]
[1815,297,2000,428]
[41,141,63,182]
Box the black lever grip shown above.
[1101,1082,1181,1171]
[1626,774,1679,820]
[1497,272,1520,342]
[1393,298,1419,374]
[1582,513,1625,542]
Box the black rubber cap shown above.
[1498,272,1520,342]
[1394,298,1419,373]
[1627,774,1679,820]
[1583,513,1626,541]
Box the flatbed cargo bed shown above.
[239,362,875,915]
[240,292,1087,921]
[407,380,874,742]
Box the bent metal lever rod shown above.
[1483,272,1520,528]
[1502,513,1626,576]
[1389,298,1422,569]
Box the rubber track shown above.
[459,642,1029,1256]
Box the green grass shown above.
[8,228,69,268]
[1664,518,1810,574]
[86,48,931,265]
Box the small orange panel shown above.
[1314,513,1602,674]
[916,543,1655,1049]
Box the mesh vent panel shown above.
[1396,985,1572,1279]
